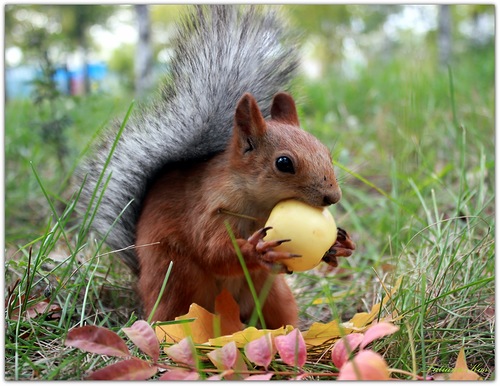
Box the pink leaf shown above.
[244,333,274,369]
[207,341,238,370]
[331,333,364,369]
[244,373,274,381]
[87,358,157,380]
[122,320,160,362]
[360,322,399,349]
[274,328,306,368]
[164,336,197,367]
[65,325,130,357]
[158,369,200,380]
[337,350,390,380]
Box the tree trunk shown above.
[135,4,153,97]
[438,5,452,68]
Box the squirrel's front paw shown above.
[322,227,356,268]
[247,227,299,274]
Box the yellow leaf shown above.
[449,347,483,381]
[209,325,293,348]
[302,278,402,347]
[155,290,245,346]
[156,303,215,345]
[302,319,352,347]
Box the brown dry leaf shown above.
[158,369,200,381]
[25,300,62,320]
[209,325,293,348]
[449,347,483,381]
[215,288,244,335]
[86,358,157,381]
[8,294,62,322]
[65,325,130,358]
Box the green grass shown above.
[5,93,132,243]
[4,42,494,379]
[291,43,494,377]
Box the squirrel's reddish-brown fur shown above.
[135,93,343,328]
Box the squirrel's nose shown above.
[323,189,342,206]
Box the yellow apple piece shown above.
[264,199,337,272]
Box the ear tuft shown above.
[270,92,300,126]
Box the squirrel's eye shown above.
[276,156,295,174]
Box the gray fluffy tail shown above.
[76,5,299,273]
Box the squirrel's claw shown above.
[247,226,273,246]
[322,227,356,267]
[247,227,296,273]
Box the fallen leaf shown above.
[25,300,62,320]
[164,336,197,367]
[331,333,364,369]
[359,322,399,349]
[65,325,130,358]
[244,332,274,369]
[449,347,483,380]
[303,277,402,347]
[338,350,390,380]
[87,358,157,381]
[155,290,245,345]
[122,320,160,362]
[215,289,244,335]
[209,325,293,348]
[207,341,238,370]
[156,303,215,344]
[208,341,248,380]
[302,319,352,347]
[158,369,200,380]
[275,328,307,368]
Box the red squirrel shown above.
[136,92,353,328]
[77,5,355,329]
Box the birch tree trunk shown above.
[438,5,452,68]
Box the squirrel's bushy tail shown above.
[77,5,299,273]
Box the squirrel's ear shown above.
[234,93,267,137]
[270,92,300,126]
